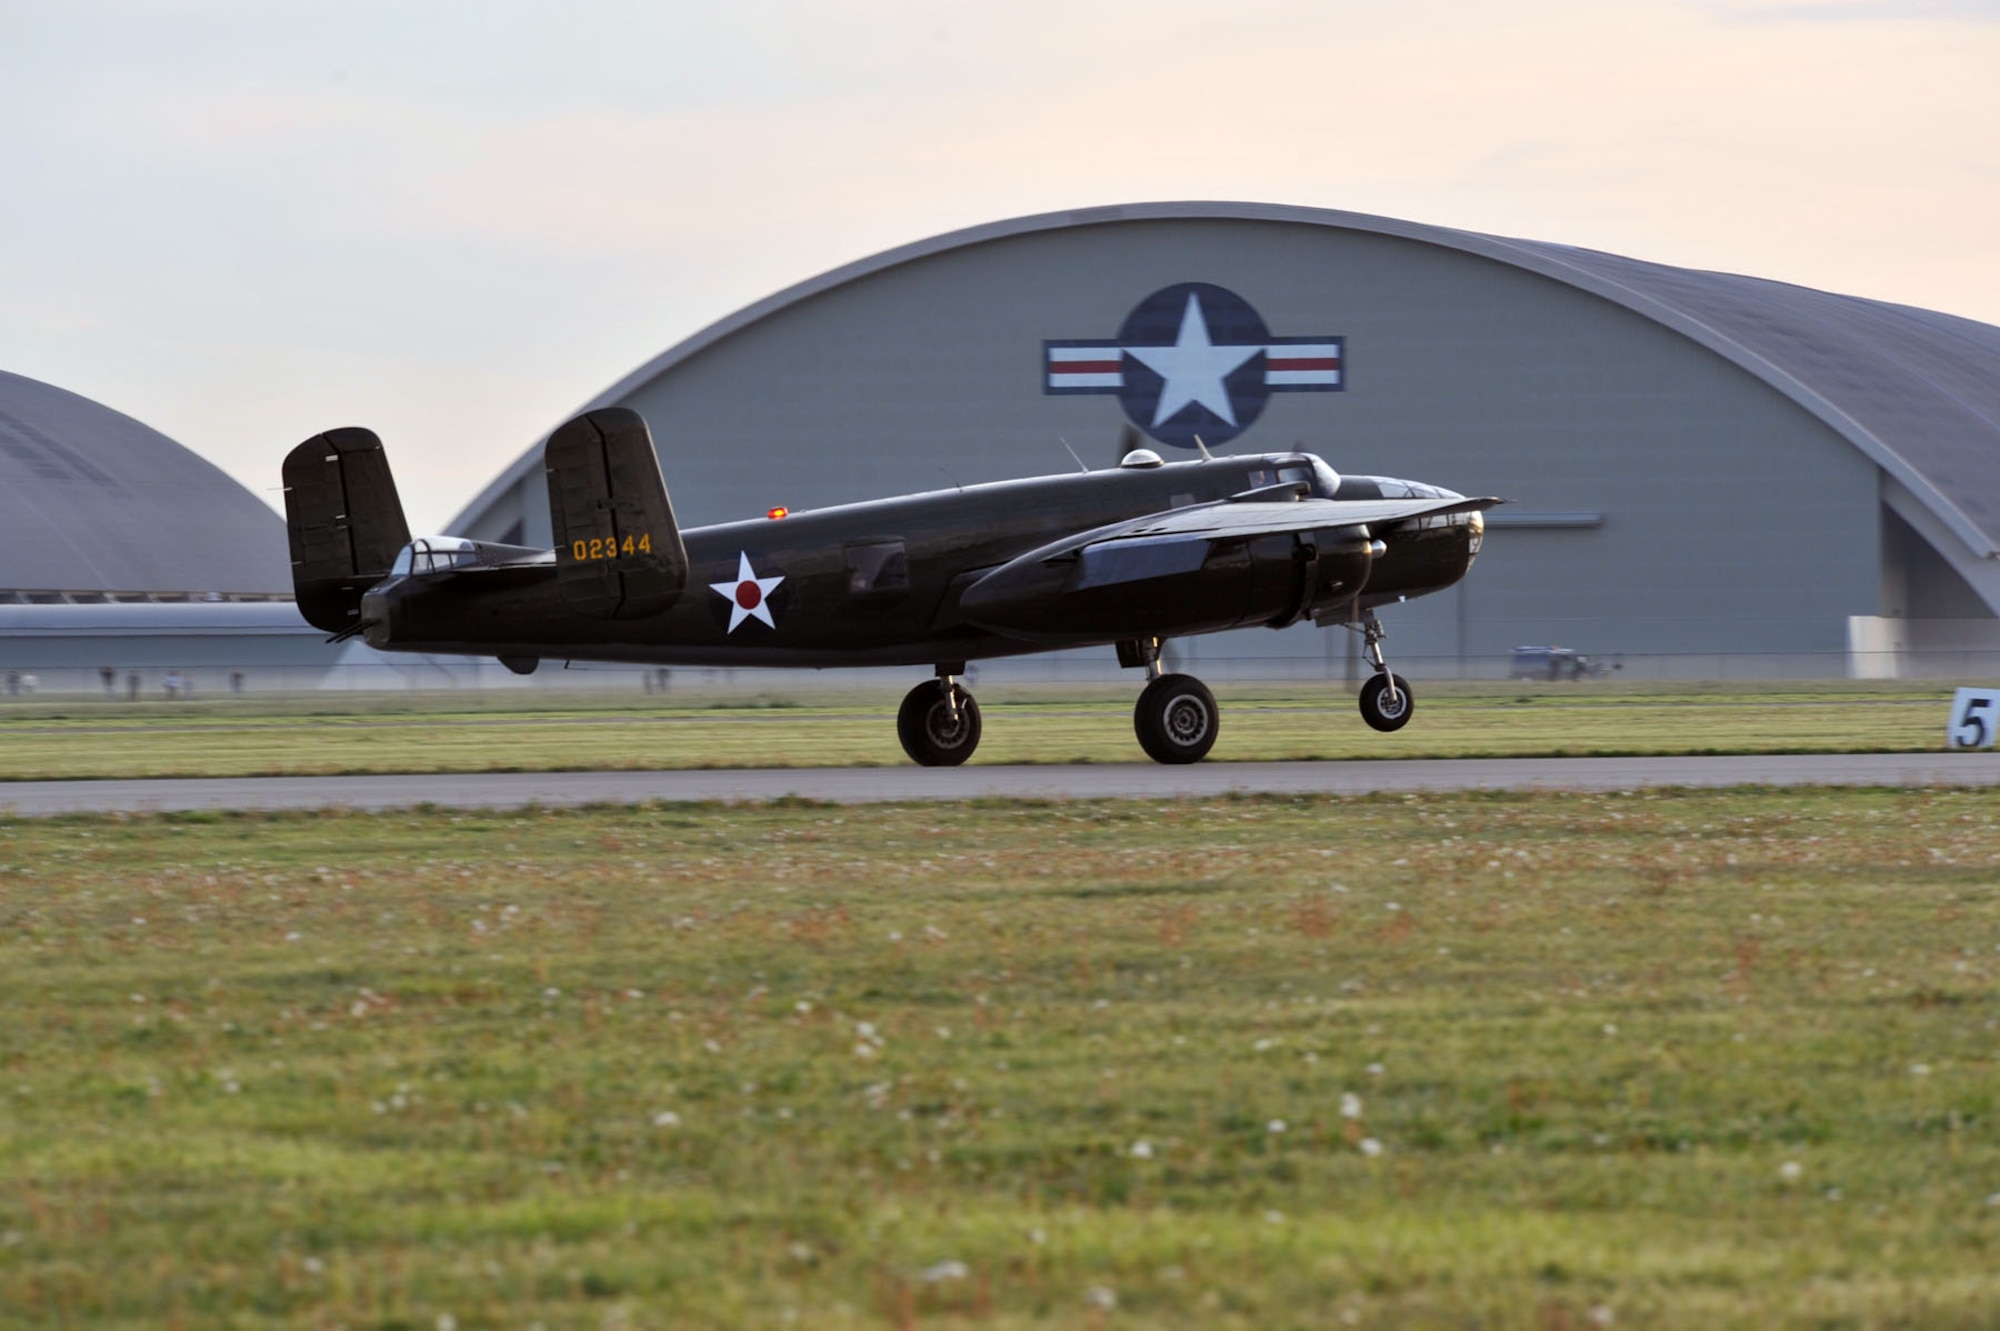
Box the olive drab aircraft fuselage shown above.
[283,408,1496,765]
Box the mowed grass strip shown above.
[2,789,1998,1327]
[0,682,1963,779]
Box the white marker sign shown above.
[1947,688,2000,749]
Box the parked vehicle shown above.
[1508,645,1610,681]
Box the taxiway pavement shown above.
[2,752,1996,816]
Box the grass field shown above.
[0,681,1965,779]
[3,788,1998,1327]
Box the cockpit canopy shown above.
[389,536,483,577]
[388,535,550,578]
[1243,455,1341,498]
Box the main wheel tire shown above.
[1134,673,1219,764]
[1358,672,1414,732]
[897,680,982,766]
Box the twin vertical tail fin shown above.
[544,407,688,619]
[282,428,411,636]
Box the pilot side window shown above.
[845,540,910,596]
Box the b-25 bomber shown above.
[283,408,1495,765]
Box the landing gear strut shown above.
[897,664,982,766]
[1123,637,1220,765]
[1353,614,1414,732]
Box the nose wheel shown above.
[1353,613,1414,732]
[897,672,982,766]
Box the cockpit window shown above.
[393,536,482,577]
[1252,459,1339,498]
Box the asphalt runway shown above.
[3,752,1997,816]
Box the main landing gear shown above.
[897,665,982,766]
[1353,613,1414,733]
[897,622,1414,767]
[1124,637,1219,765]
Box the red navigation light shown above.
[766,506,789,520]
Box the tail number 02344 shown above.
[572,533,653,562]
[1947,688,2000,749]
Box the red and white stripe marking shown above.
[1264,343,1342,387]
[1046,346,1124,389]
[1047,342,1342,390]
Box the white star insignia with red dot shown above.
[709,551,785,632]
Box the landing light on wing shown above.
[767,506,789,520]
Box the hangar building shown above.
[452,202,2000,680]
[0,369,334,693]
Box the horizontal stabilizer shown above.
[544,408,688,619]
[282,428,412,635]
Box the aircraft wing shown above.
[1091,494,1501,545]
[959,491,1502,638]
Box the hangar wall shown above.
[458,214,1892,675]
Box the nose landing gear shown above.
[1353,613,1414,733]
[897,664,982,766]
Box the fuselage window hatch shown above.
[845,540,910,596]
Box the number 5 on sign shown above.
[1948,688,2000,749]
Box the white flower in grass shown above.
[1267,1119,1288,1135]
[921,1260,968,1283]
[1340,1093,1363,1119]
[1779,1160,1802,1182]
[1083,1286,1117,1311]
[1130,1140,1154,1159]
[652,1110,680,1128]
[1359,1137,1384,1157]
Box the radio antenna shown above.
[1192,434,1215,461]
[1058,437,1090,473]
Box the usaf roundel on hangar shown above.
[1044,282,1344,450]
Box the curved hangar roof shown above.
[455,201,2000,560]
[0,369,290,598]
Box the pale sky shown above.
[4,0,1997,530]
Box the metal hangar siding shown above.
[0,368,292,601]
[450,202,2000,675]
